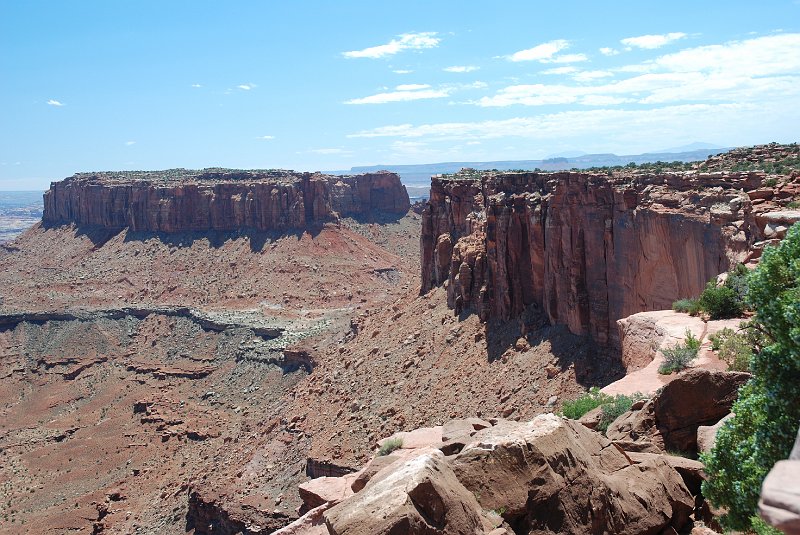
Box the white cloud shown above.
[395,84,431,91]
[444,65,479,73]
[549,53,588,64]
[257,135,275,140]
[343,32,440,59]
[599,47,619,56]
[571,70,613,82]
[621,32,687,49]
[393,69,413,74]
[191,83,202,88]
[473,34,800,108]
[347,102,778,145]
[47,99,64,106]
[345,87,450,105]
[541,66,579,75]
[507,39,569,62]
[125,141,136,146]
[237,83,255,90]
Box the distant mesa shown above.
[42,168,411,233]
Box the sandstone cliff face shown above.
[43,170,410,233]
[422,170,767,346]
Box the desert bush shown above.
[597,393,644,433]
[708,327,734,350]
[672,298,701,315]
[561,387,611,420]
[709,327,753,372]
[698,282,744,319]
[702,222,800,531]
[659,328,699,374]
[378,437,403,456]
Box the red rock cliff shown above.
[43,169,410,233]
[421,170,769,347]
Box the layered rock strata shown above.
[43,169,410,232]
[421,169,786,346]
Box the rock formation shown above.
[421,167,795,346]
[43,169,410,232]
[284,414,695,535]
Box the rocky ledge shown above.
[43,169,410,232]
[421,161,799,346]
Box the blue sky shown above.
[1,1,799,189]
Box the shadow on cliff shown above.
[119,225,326,252]
[480,305,625,388]
[342,210,406,225]
[41,223,123,249]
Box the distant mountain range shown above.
[332,146,731,189]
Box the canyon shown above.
[0,144,798,534]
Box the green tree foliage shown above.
[702,222,800,531]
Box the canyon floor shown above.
[0,210,618,534]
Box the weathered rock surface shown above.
[607,369,749,453]
[43,169,410,232]
[323,450,487,535]
[420,168,789,346]
[450,414,693,534]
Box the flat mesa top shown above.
[65,168,308,185]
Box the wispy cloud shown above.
[505,39,585,63]
[191,83,202,88]
[393,69,413,74]
[444,65,479,73]
[541,66,578,75]
[257,135,275,140]
[599,47,620,56]
[343,32,440,59]
[237,83,256,90]
[474,34,800,107]
[125,141,136,146]
[395,84,431,91]
[47,99,64,106]
[347,103,767,144]
[621,32,687,49]
[346,84,450,105]
[507,39,568,62]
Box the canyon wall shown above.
[43,170,410,233]
[421,170,766,346]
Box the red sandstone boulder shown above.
[607,369,749,453]
[323,451,487,535]
[450,414,694,534]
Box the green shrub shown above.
[698,282,744,319]
[702,222,800,532]
[378,437,403,456]
[763,177,778,187]
[597,393,644,433]
[672,298,701,315]
[561,387,611,420]
[659,328,699,374]
[709,326,754,372]
[709,327,734,350]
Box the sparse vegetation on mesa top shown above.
[672,264,749,320]
[658,328,700,375]
[561,387,646,434]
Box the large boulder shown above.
[654,369,749,452]
[323,450,487,535]
[450,414,694,534]
[607,369,749,454]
